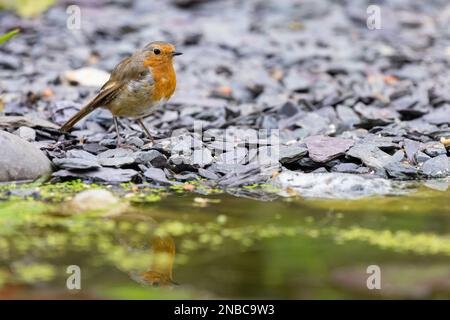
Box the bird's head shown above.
[143,41,182,68]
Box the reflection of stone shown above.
[140,235,177,287]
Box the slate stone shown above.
[143,167,179,185]
[423,105,450,125]
[82,143,108,155]
[415,151,431,163]
[403,139,421,164]
[133,150,167,168]
[53,168,138,183]
[423,142,447,158]
[279,144,308,164]
[421,155,450,178]
[296,113,330,135]
[304,135,354,163]
[331,163,370,174]
[347,144,392,171]
[217,148,247,165]
[336,105,360,127]
[98,148,134,158]
[53,158,100,170]
[66,149,97,160]
[191,148,214,167]
[98,157,135,167]
[198,168,220,180]
[384,162,420,180]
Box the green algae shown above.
[0,181,449,299]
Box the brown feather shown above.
[60,83,122,132]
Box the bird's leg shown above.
[113,116,122,147]
[136,118,155,144]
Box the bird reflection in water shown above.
[139,234,178,287]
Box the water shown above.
[0,185,449,299]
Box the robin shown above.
[60,41,182,146]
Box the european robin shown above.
[60,41,182,146]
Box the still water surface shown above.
[0,185,449,299]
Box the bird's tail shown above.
[60,100,101,132]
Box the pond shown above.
[0,182,449,299]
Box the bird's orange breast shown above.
[144,60,177,102]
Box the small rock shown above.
[217,148,247,165]
[66,149,97,160]
[98,148,133,158]
[423,142,447,158]
[385,162,420,180]
[143,167,178,185]
[53,168,138,183]
[279,144,308,164]
[0,131,53,182]
[331,163,370,174]
[415,151,431,163]
[198,168,220,180]
[305,135,354,163]
[70,189,119,213]
[53,158,100,170]
[421,155,450,178]
[98,157,135,167]
[126,136,144,148]
[192,148,214,167]
[14,126,36,142]
[64,67,110,87]
[134,150,167,167]
[404,139,421,164]
[347,143,392,172]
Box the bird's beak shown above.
[172,52,183,56]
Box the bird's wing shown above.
[101,51,153,91]
[61,51,153,132]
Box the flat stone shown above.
[217,148,247,165]
[347,143,392,171]
[384,162,420,180]
[331,162,370,174]
[404,139,421,164]
[143,167,179,185]
[66,149,97,160]
[423,104,450,125]
[0,131,53,182]
[53,168,138,183]
[198,168,220,180]
[98,148,134,158]
[336,105,360,127]
[423,142,447,158]
[53,158,100,170]
[415,151,431,163]
[82,143,108,155]
[98,157,135,167]
[0,115,59,129]
[304,135,354,163]
[191,148,214,167]
[421,155,450,178]
[279,144,308,164]
[133,150,167,167]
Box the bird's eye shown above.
[153,48,161,55]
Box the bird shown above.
[60,41,182,147]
